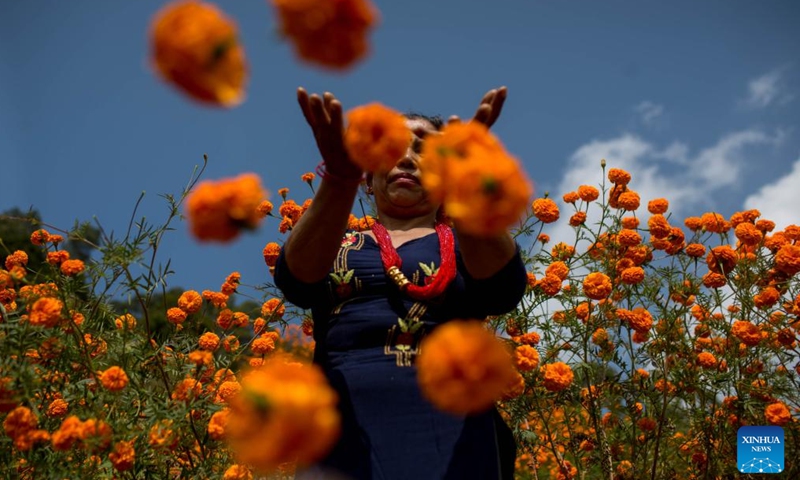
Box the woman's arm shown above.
[455,231,518,279]
[282,88,363,283]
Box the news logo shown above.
[737,426,784,474]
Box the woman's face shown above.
[368,118,440,220]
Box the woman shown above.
[274,86,527,480]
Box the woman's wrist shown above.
[316,161,363,188]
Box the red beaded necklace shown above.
[371,216,457,301]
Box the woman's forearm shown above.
[283,179,361,283]
[455,230,518,279]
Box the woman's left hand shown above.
[448,86,507,128]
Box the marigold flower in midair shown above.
[416,320,517,415]
[226,358,340,472]
[150,0,248,107]
[186,173,267,242]
[271,0,379,70]
[344,103,410,173]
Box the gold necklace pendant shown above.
[386,266,410,290]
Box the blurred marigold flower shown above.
[226,358,340,472]
[109,439,136,472]
[29,229,50,246]
[764,402,791,426]
[114,314,137,331]
[261,298,285,319]
[696,351,717,369]
[150,0,248,107]
[46,250,69,265]
[263,242,281,268]
[256,200,274,218]
[46,398,69,418]
[60,259,85,276]
[29,297,63,328]
[541,362,574,392]
[344,103,410,173]
[421,122,532,236]
[4,251,28,270]
[186,173,267,242]
[569,211,586,226]
[621,216,639,229]
[224,464,253,480]
[99,366,129,392]
[416,320,517,415]
[731,320,762,347]
[271,0,379,70]
[775,244,800,276]
[148,420,178,450]
[167,307,188,325]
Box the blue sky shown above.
[1,0,799,293]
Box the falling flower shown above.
[150,0,248,106]
[416,320,517,415]
[271,0,379,70]
[344,103,410,173]
[186,173,267,242]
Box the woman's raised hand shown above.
[297,87,362,180]
[448,86,508,129]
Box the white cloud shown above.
[634,101,664,125]
[743,157,800,230]
[744,68,793,109]
[539,129,782,250]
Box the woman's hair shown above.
[405,112,444,131]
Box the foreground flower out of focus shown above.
[150,0,249,107]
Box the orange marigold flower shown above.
[514,345,540,372]
[775,244,800,276]
[684,243,706,258]
[3,406,38,440]
[569,211,586,226]
[637,417,657,432]
[702,272,726,289]
[538,274,562,296]
[764,402,791,426]
[188,350,214,367]
[216,309,234,330]
[226,358,340,472]
[278,200,303,224]
[417,320,516,415]
[618,307,653,334]
[167,307,188,325]
[607,168,631,185]
[618,229,642,247]
[648,214,671,239]
[696,351,717,368]
[420,122,532,236]
[208,408,230,440]
[577,185,599,202]
[684,216,703,231]
[301,317,314,337]
[232,311,249,328]
[562,191,579,204]
[545,261,569,281]
[29,297,63,328]
[500,371,525,401]
[172,378,203,402]
[46,398,69,418]
[199,332,221,351]
[251,332,280,356]
[513,331,540,346]
[753,287,780,309]
[186,173,266,242]
[344,103,410,173]
[706,245,738,274]
[784,224,800,240]
[202,290,229,309]
[647,198,669,214]
[735,222,763,246]
[46,250,69,265]
[532,198,560,223]
[271,0,378,70]
[216,380,242,404]
[541,362,574,392]
[223,335,241,352]
[552,242,575,260]
[620,266,645,285]
[256,200,273,218]
[591,328,609,345]
[109,439,135,472]
[756,219,776,233]
[99,367,129,392]
[700,212,730,234]
[150,0,247,107]
[261,298,285,319]
[114,313,136,331]
[221,271,241,295]
[30,229,51,246]
[224,464,253,480]
[731,320,762,347]
[178,290,203,314]
[263,242,281,268]
[537,233,550,244]
[60,259,85,276]
[617,190,640,212]
[621,216,639,229]
[583,272,612,300]
[4,251,28,270]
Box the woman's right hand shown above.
[297,87,363,181]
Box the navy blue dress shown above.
[274,230,527,480]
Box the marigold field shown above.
[2,1,798,479]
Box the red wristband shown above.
[315,161,363,187]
